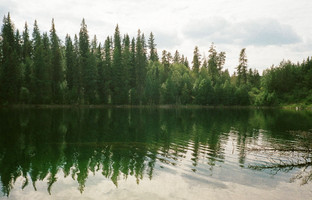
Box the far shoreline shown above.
[1,104,312,111]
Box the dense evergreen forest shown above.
[0,14,312,106]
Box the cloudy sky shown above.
[1,0,312,74]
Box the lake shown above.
[0,108,311,199]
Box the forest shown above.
[1,13,312,106]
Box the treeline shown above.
[0,13,312,106]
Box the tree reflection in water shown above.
[0,108,312,196]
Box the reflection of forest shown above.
[0,108,311,196]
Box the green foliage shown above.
[192,46,200,75]
[0,13,22,104]
[1,15,311,106]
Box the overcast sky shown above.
[1,0,312,74]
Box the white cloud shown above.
[1,0,312,74]
[184,18,301,46]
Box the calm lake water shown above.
[0,108,311,199]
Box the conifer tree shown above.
[0,13,21,104]
[65,34,78,103]
[192,46,201,74]
[128,37,136,104]
[236,48,248,86]
[111,25,122,104]
[21,22,33,100]
[50,19,64,103]
[121,34,131,104]
[95,41,106,104]
[148,32,158,62]
[173,50,180,63]
[184,57,189,69]
[41,32,52,103]
[79,19,97,104]
[32,20,46,103]
[208,43,218,84]
[135,30,147,104]
[103,36,112,103]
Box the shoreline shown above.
[1,104,311,111]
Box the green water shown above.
[0,108,311,199]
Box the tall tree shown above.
[121,34,131,104]
[173,50,180,64]
[207,43,218,84]
[22,22,32,61]
[21,22,33,99]
[79,19,97,104]
[103,36,112,103]
[50,19,64,103]
[41,32,52,103]
[148,32,158,62]
[111,25,122,104]
[135,30,147,104]
[65,34,78,103]
[0,13,21,104]
[192,46,201,75]
[236,48,248,86]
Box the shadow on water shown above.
[0,108,312,196]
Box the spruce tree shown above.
[121,34,131,104]
[95,42,106,104]
[208,43,218,84]
[236,48,248,86]
[135,30,147,104]
[41,32,52,103]
[32,20,44,103]
[103,36,112,103]
[192,46,201,75]
[21,22,33,101]
[73,34,82,102]
[79,19,97,104]
[173,50,180,63]
[0,13,21,104]
[111,25,122,104]
[65,34,78,103]
[50,19,64,103]
[148,32,158,62]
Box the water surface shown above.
[0,108,311,199]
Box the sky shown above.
[1,0,312,74]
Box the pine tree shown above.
[217,51,226,72]
[21,22,33,101]
[184,57,189,69]
[129,37,136,89]
[161,50,169,82]
[103,36,112,103]
[95,41,106,104]
[135,30,147,104]
[192,46,201,75]
[79,19,97,104]
[32,20,44,103]
[148,32,158,62]
[65,34,78,103]
[73,34,82,102]
[121,34,131,104]
[41,32,52,103]
[173,50,180,63]
[236,48,248,86]
[208,43,218,84]
[50,19,64,103]
[111,25,122,104]
[0,13,21,104]
[22,22,32,61]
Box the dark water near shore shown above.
[0,108,311,199]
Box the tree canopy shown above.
[1,13,311,106]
